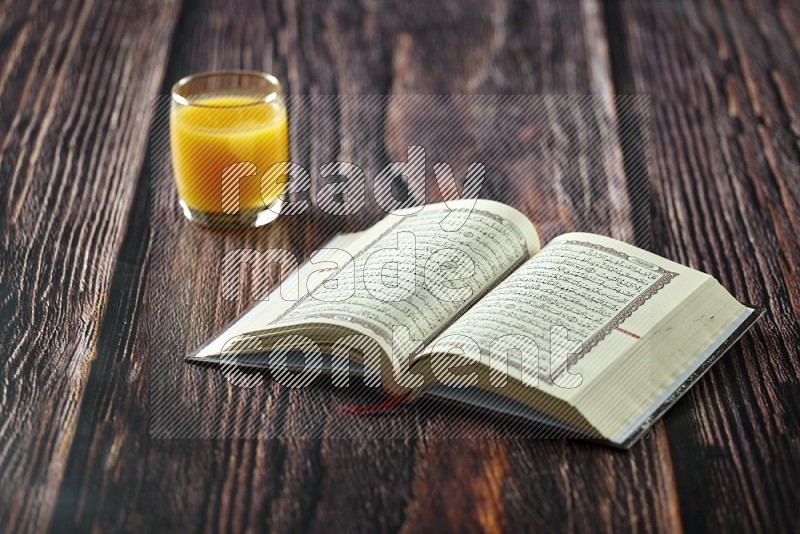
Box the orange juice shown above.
[170,95,288,214]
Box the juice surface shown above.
[170,95,288,213]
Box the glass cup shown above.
[170,70,288,227]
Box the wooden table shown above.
[1,0,798,532]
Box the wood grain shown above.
[0,0,796,532]
[50,0,663,532]
[0,0,180,532]
[608,0,800,530]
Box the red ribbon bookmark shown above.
[616,327,641,339]
[339,391,412,414]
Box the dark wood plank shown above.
[0,0,181,532]
[608,0,800,530]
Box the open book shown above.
[188,200,761,447]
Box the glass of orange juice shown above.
[170,70,288,227]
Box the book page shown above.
[419,233,716,398]
[188,228,379,360]
[251,200,540,358]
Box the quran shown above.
[188,200,761,447]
